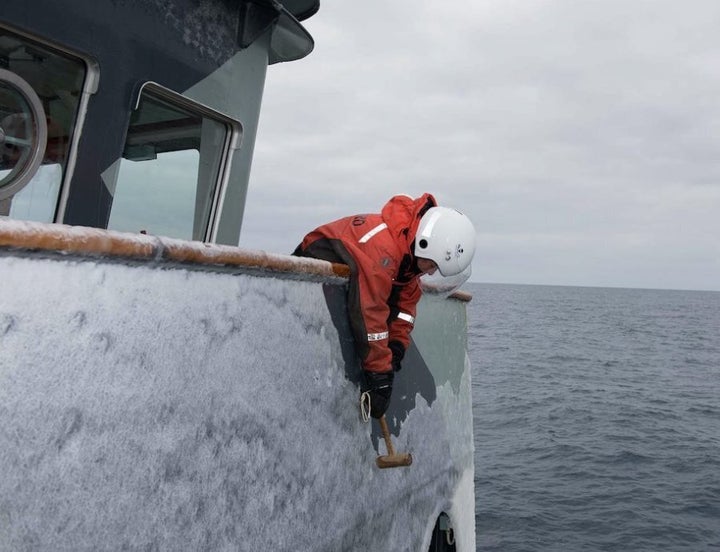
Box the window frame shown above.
[124,81,243,243]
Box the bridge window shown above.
[0,28,86,221]
[108,83,241,241]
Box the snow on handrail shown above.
[0,219,471,301]
[0,219,350,280]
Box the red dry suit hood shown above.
[380,193,438,256]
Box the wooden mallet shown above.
[376,415,413,469]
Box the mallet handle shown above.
[379,415,395,456]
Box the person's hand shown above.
[363,371,394,418]
[389,340,405,372]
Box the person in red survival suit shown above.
[293,193,476,418]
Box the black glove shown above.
[389,340,405,372]
[363,370,394,419]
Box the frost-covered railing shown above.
[0,220,350,280]
[0,219,472,301]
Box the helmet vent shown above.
[419,239,428,249]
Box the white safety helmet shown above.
[414,206,476,296]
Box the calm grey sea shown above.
[467,283,720,552]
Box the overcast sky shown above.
[240,0,720,292]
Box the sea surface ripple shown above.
[467,283,720,552]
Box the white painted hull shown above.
[0,223,475,551]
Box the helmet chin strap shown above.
[408,242,422,275]
[411,256,421,275]
[396,243,422,284]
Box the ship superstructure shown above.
[0,2,475,550]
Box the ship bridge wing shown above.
[240,1,316,64]
[280,0,320,21]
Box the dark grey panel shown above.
[2,0,242,227]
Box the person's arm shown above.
[386,278,422,371]
[352,256,394,374]
[345,247,399,419]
